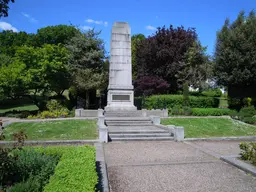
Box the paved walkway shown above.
[104,141,256,192]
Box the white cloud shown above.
[21,12,38,23]
[146,25,157,31]
[85,18,108,27]
[0,22,18,32]
[81,25,92,30]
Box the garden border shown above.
[184,136,256,142]
[220,155,256,177]
[95,143,110,192]
[0,139,98,146]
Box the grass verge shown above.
[3,120,97,140]
[161,118,256,138]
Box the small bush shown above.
[12,130,27,149]
[13,149,59,181]
[191,108,233,116]
[0,148,20,187]
[238,106,256,124]
[144,94,219,109]
[5,149,59,192]
[169,105,192,116]
[240,142,256,166]
[28,100,70,119]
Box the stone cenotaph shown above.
[105,22,137,111]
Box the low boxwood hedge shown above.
[191,108,233,116]
[142,94,219,109]
[37,146,97,192]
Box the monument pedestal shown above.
[105,89,137,111]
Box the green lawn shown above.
[161,118,256,138]
[3,120,97,140]
[0,104,38,113]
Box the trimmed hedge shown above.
[143,95,219,109]
[36,146,97,192]
[191,108,233,116]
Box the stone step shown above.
[109,133,171,138]
[104,111,143,117]
[106,122,153,126]
[110,137,174,141]
[108,129,168,134]
[105,117,150,121]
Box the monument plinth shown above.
[105,22,137,111]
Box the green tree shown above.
[35,25,80,46]
[214,10,256,100]
[0,30,33,56]
[0,44,70,109]
[66,30,106,108]
[176,41,211,91]
[0,0,15,17]
[131,34,145,79]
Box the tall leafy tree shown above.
[135,25,202,94]
[131,34,145,79]
[35,25,81,46]
[0,30,33,56]
[0,0,15,17]
[0,44,70,109]
[176,41,211,90]
[66,29,106,108]
[214,10,256,99]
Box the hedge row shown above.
[191,108,233,116]
[35,146,97,192]
[139,94,219,109]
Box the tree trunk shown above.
[85,91,90,109]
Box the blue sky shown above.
[0,0,255,55]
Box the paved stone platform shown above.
[104,141,256,192]
[192,141,244,156]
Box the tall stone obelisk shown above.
[105,22,137,111]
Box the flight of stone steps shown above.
[104,111,173,141]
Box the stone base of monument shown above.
[104,90,137,111]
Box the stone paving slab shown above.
[108,162,256,192]
[192,141,249,156]
[104,141,216,166]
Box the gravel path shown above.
[104,141,256,192]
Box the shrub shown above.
[191,108,233,116]
[7,176,42,192]
[0,148,20,187]
[201,88,222,97]
[144,95,219,109]
[240,142,256,166]
[12,131,27,149]
[40,146,97,192]
[46,100,63,112]
[169,105,192,116]
[238,106,256,124]
[28,100,70,119]
[13,149,59,181]
[6,149,59,192]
